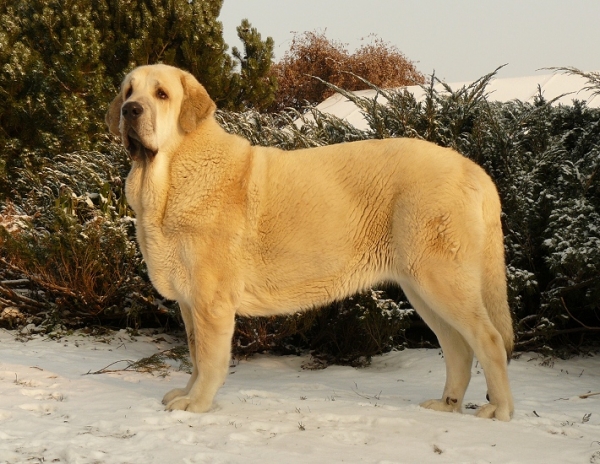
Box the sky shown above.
[218,0,600,84]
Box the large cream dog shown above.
[106,64,514,421]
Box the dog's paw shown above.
[165,395,212,413]
[475,403,512,421]
[162,388,188,405]
[420,398,461,413]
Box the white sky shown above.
[219,0,600,83]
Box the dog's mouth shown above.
[126,128,157,161]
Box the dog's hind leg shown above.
[402,284,473,414]
[408,270,514,421]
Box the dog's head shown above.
[106,64,216,161]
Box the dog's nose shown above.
[122,101,143,121]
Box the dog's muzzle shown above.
[121,101,157,161]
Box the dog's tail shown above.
[481,180,514,361]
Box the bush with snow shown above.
[1,68,599,358]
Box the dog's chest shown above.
[135,219,189,301]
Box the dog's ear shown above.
[179,71,216,133]
[106,93,124,136]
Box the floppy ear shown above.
[179,71,217,133]
[106,93,124,136]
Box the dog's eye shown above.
[125,87,133,99]
[157,89,168,100]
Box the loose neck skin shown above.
[126,150,171,227]
[125,118,253,230]
[124,112,190,227]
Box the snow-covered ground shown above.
[0,329,598,464]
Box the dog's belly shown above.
[238,281,337,317]
[237,247,392,317]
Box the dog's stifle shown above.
[106,64,515,421]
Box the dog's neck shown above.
[125,151,170,226]
[125,117,253,227]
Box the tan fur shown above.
[106,64,515,420]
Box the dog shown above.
[106,64,514,421]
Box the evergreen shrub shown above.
[0,145,174,330]
[1,67,598,360]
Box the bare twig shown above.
[1,279,30,287]
[351,382,381,400]
[0,283,45,310]
[84,347,190,376]
[561,297,600,332]
[84,359,137,375]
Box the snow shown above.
[0,329,599,464]
[315,72,600,131]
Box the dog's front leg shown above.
[165,301,236,413]
[162,302,199,405]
